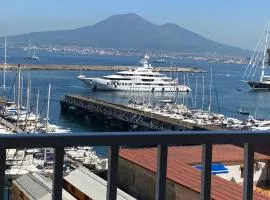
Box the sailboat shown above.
[25,41,39,61]
[243,22,270,89]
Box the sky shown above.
[1,0,270,50]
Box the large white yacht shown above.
[78,55,191,92]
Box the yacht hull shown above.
[246,81,270,90]
[78,76,191,92]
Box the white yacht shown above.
[78,55,191,92]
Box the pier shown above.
[0,64,205,73]
[60,95,227,131]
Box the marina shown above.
[2,3,270,199]
[1,51,270,197]
[60,94,268,131]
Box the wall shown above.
[63,179,92,200]
[217,161,268,185]
[118,158,200,200]
[11,183,30,200]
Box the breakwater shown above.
[60,95,227,131]
[0,64,205,73]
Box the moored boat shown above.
[243,22,270,90]
[78,54,191,92]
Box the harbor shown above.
[1,45,270,199]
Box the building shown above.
[11,172,76,200]
[119,144,270,200]
[64,166,136,200]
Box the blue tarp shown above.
[193,163,229,175]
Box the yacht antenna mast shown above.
[260,22,270,82]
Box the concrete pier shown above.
[0,64,205,73]
[60,95,227,131]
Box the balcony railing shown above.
[0,130,268,200]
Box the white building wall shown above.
[217,162,268,184]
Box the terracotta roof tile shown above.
[119,145,270,200]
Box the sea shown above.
[0,49,270,153]
[2,49,270,199]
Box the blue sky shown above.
[1,0,270,50]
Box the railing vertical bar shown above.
[243,143,254,200]
[201,144,212,200]
[0,148,5,200]
[106,146,119,200]
[155,145,168,200]
[52,147,64,200]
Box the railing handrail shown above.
[0,130,267,200]
[0,130,269,148]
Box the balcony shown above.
[0,130,268,200]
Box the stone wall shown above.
[118,158,200,200]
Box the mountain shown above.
[7,13,250,55]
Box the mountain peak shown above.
[103,13,151,24]
[111,13,142,18]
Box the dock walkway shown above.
[0,64,205,73]
[60,95,226,131]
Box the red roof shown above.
[119,145,270,200]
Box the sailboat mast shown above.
[17,64,21,124]
[28,41,31,57]
[202,75,205,110]
[3,37,7,91]
[36,91,40,115]
[195,76,197,108]
[260,22,270,82]
[26,76,30,112]
[208,68,212,112]
[21,76,23,107]
[46,84,51,133]
[13,84,16,103]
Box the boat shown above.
[237,108,249,115]
[78,54,191,92]
[152,57,166,63]
[251,120,270,131]
[243,22,270,89]
[25,41,39,61]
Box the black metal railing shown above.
[0,130,268,200]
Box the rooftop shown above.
[119,144,270,200]
[64,166,136,200]
[13,173,76,200]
